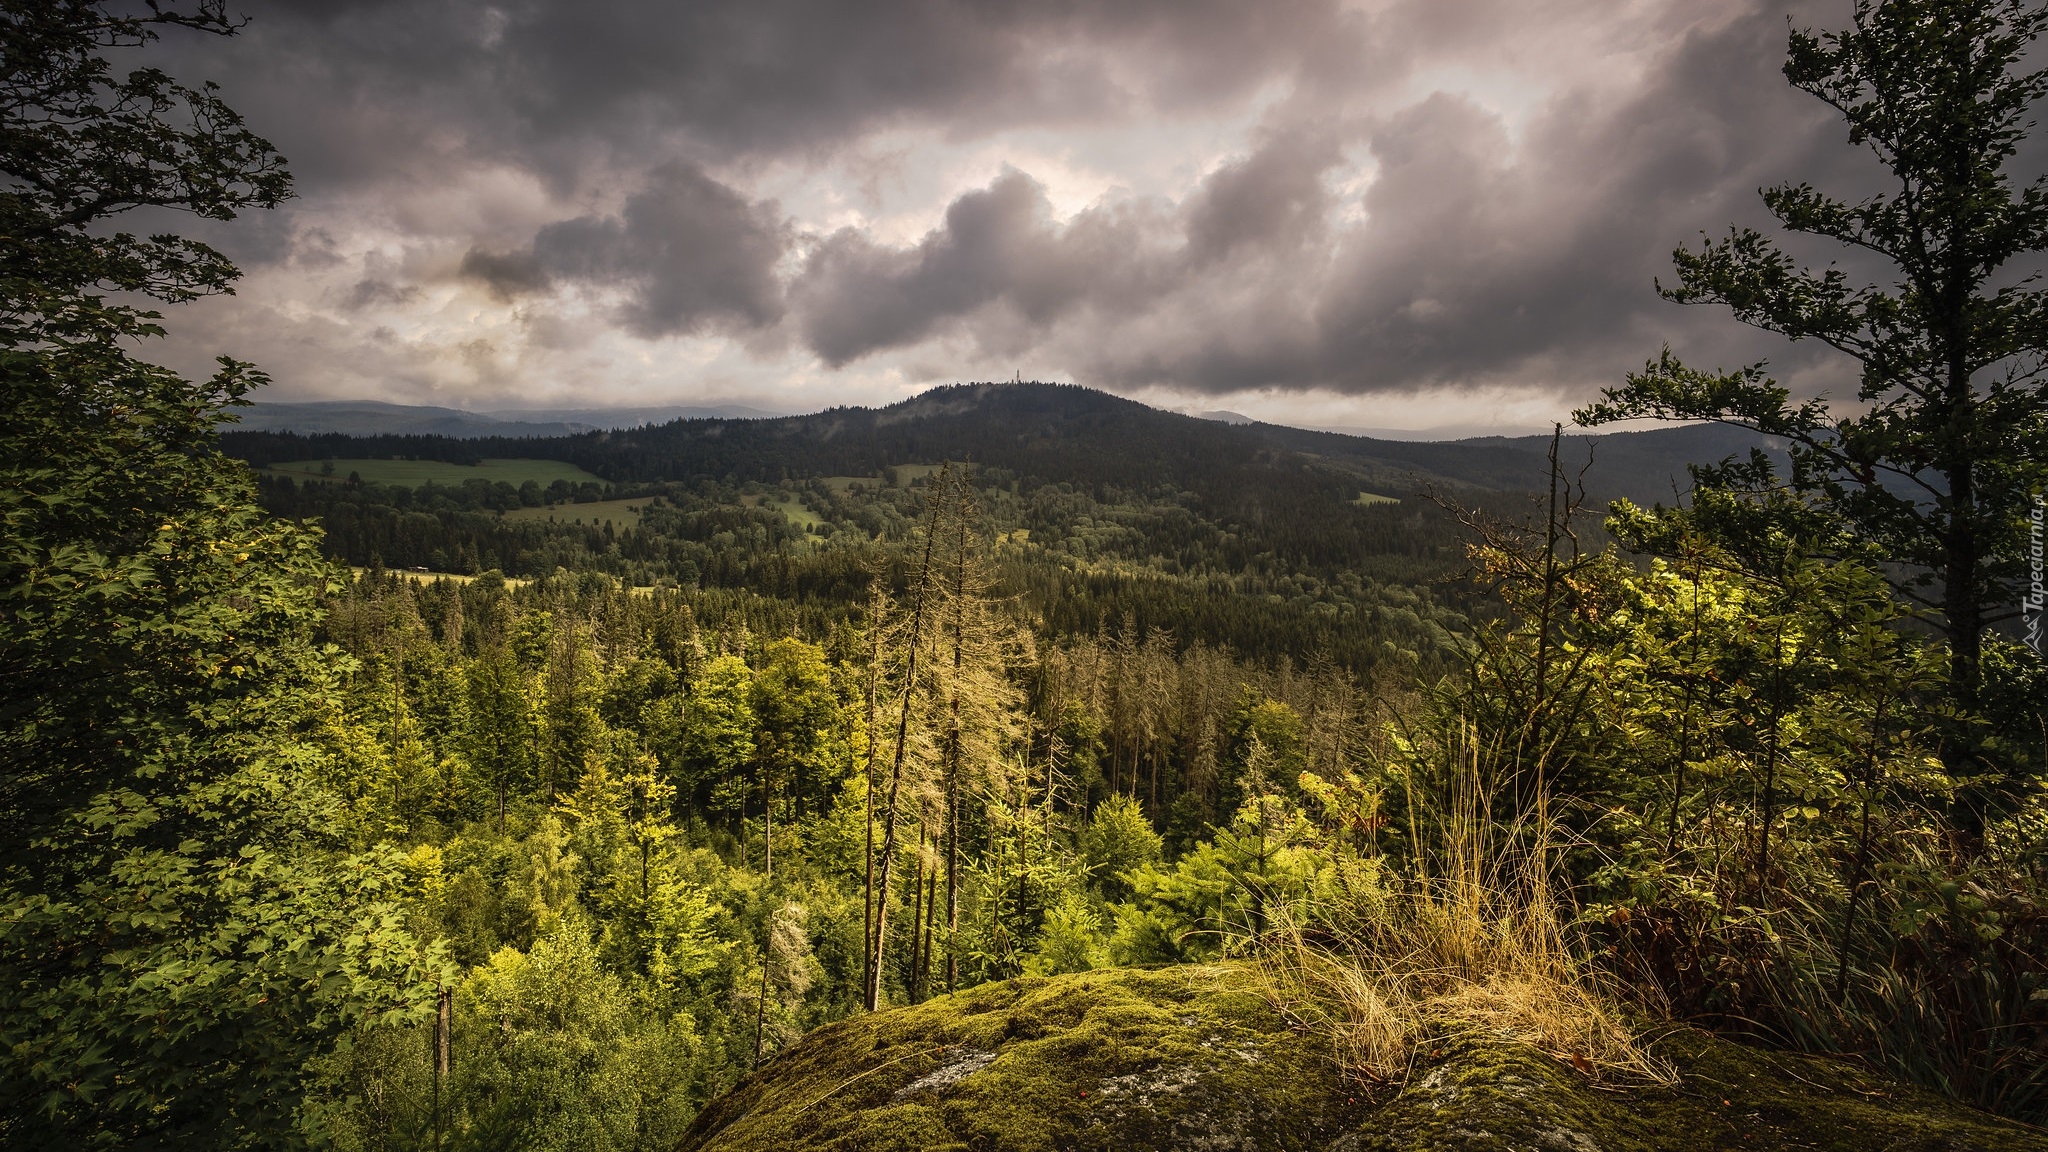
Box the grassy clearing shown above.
[349,567,532,589]
[818,475,880,495]
[265,457,604,487]
[1353,491,1400,506]
[502,497,651,531]
[887,463,945,487]
[743,490,825,528]
[347,567,672,595]
[815,465,942,494]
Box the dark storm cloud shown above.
[787,127,1348,368]
[481,0,1367,151]
[792,172,1176,365]
[191,0,1366,193]
[463,164,788,337]
[1298,7,1863,394]
[1185,128,1342,265]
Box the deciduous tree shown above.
[0,3,439,1144]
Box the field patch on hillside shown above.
[349,567,533,589]
[819,475,881,495]
[887,463,945,486]
[264,457,603,487]
[742,490,825,527]
[1353,491,1401,506]
[502,497,651,531]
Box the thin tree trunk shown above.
[1530,423,1563,807]
[862,583,882,1010]
[945,730,959,994]
[920,863,938,1001]
[865,475,946,1011]
[1836,689,1890,999]
[944,475,967,995]
[1756,616,1788,904]
[432,986,450,1152]
[1017,749,1030,960]
[753,895,773,1065]
[753,959,770,1063]
[908,818,927,1002]
[391,620,404,814]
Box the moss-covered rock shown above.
[676,966,2044,1152]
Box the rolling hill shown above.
[226,382,1774,509]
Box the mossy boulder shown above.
[677,965,2044,1152]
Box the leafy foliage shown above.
[0,5,436,1146]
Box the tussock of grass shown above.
[1258,750,1670,1086]
[1261,873,1668,1085]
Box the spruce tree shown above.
[1579,0,2048,772]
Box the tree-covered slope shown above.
[220,384,1778,673]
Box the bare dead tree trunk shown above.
[920,861,938,1000]
[907,816,928,1002]
[866,474,947,1010]
[861,577,883,1010]
[944,471,968,995]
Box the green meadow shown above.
[501,497,652,531]
[742,489,825,528]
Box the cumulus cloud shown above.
[790,171,1179,365]
[461,164,788,336]
[1184,127,1341,266]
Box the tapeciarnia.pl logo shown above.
[2028,494,2045,656]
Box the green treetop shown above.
[1579,0,2048,717]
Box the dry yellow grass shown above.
[1259,743,1670,1086]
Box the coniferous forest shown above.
[5,2,2048,1150]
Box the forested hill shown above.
[221,383,1779,673]
[223,381,1773,508]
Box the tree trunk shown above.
[921,862,938,1001]
[1755,615,1788,905]
[1836,689,1889,1000]
[432,986,451,1152]
[945,724,959,994]
[908,818,927,1002]
[861,586,882,1010]
[865,475,946,1011]
[944,501,967,996]
[1938,284,1987,849]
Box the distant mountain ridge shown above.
[225,382,1778,509]
[237,399,785,439]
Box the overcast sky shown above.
[137,0,1892,434]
